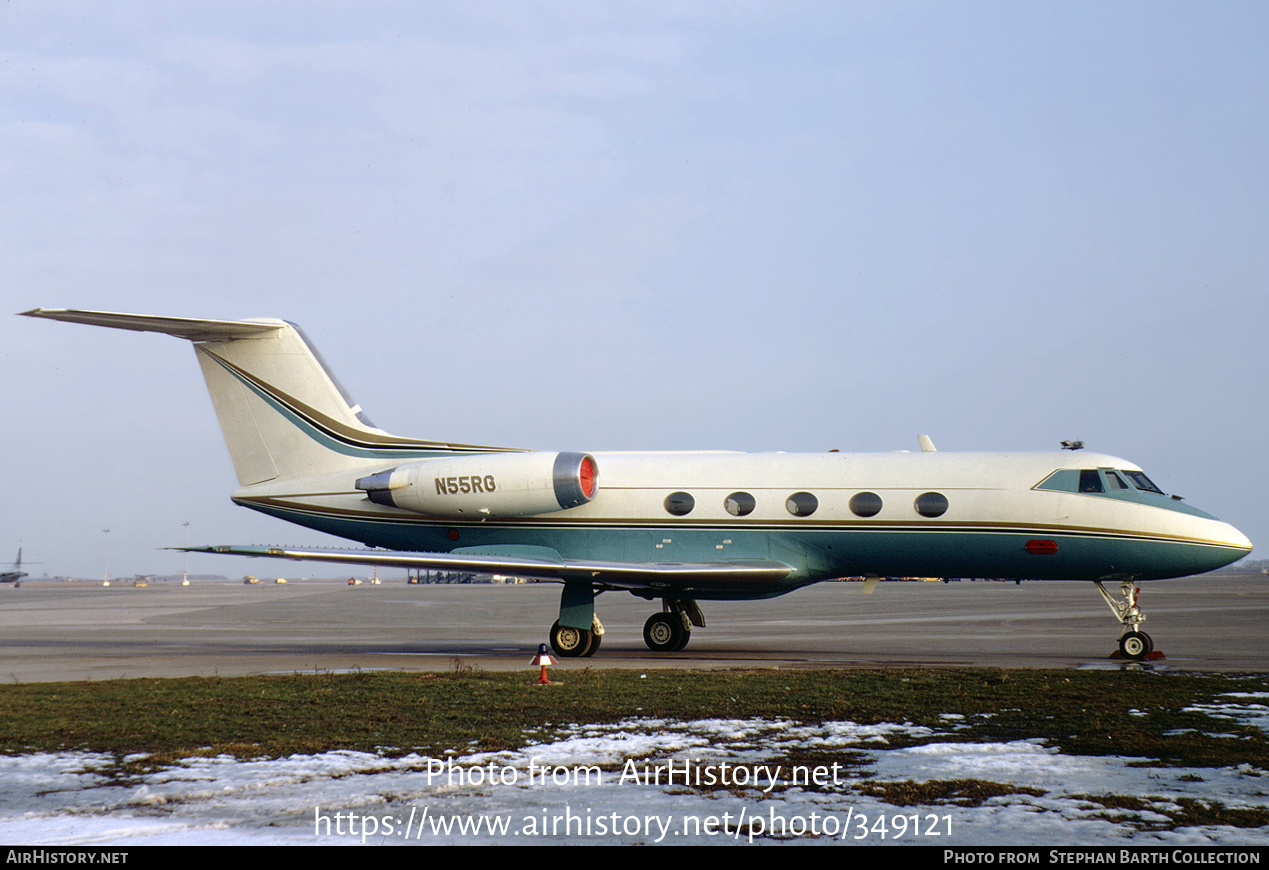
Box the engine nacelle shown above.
[355,451,598,518]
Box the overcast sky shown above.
[3,1,1266,579]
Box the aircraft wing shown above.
[180,545,794,593]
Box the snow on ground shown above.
[1186,693,1269,736]
[1,697,1267,846]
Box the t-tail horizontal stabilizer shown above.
[19,309,283,341]
[20,308,505,488]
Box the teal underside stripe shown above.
[232,498,1241,548]
[238,500,1243,588]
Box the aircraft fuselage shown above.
[231,448,1249,599]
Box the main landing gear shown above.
[642,599,703,652]
[1095,580,1157,661]
[547,598,705,656]
[549,616,605,658]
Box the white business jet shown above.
[22,309,1252,660]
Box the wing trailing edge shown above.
[179,545,794,592]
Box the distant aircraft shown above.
[1,549,27,586]
[22,308,1253,660]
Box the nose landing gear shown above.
[1095,580,1159,661]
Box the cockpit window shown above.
[1123,470,1163,494]
[1035,468,1159,496]
[1033,466,1214,518]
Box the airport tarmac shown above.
[0,573,1264,681]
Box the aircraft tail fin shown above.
[21,309,502,485]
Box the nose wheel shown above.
[1117,630,1154,659]
[1096,580,1158,661]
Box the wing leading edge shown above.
[180,545,794,594]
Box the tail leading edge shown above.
[21,309,511,486]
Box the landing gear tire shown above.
[1119,631,1153,660]
[643,613,685,653]
[550,621,594,658]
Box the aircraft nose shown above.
[1179,519,1254,578]
[1201,519,1253,573]
[1221,522,1254,556]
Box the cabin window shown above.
[724,492,756,517]
[786,492,818,517]
[914,492,949,518]
[664,492,695,516]
[849,491,883,517]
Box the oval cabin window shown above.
[785,491,818,517]
[724,492,756,517]
[664,492,695,516]
[914,492,949,518]
[849,491,883,517]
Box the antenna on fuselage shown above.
[1061,440,1085,450]
[917,435,937,453]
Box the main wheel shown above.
[1118,631,1151,660]
[643,613,684,652]
[675,627,691,651]
[550,621,594,658]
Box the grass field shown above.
[1,667,1267,835]
[0,667,1264,770]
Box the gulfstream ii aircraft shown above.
[22,308,1253,660]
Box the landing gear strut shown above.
[642,599,702,652]
[1095,580,1156,661]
